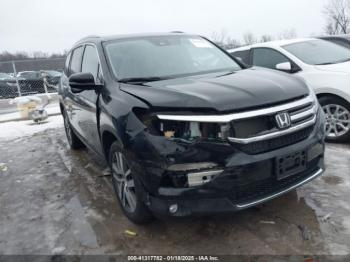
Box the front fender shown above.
[99,89,149,156]
[314,87,350,104]
[298,72,350,104]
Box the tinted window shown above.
[64,52,72,74]
[231,50,251,65]
[104,35,241,80]
[82,45,100,80]
[252,48,289,69]
[70,46,84,75]
[326,39,350,49]
[283,40,350,65]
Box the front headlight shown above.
[156,120,231,142]
[135,109,231,142]
[308,86,320,113]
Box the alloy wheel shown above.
[111,152,137,212]
[322,104,350,138]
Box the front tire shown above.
[319,96,350,142]
[109,142,153,224]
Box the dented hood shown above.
[120,67,309,112]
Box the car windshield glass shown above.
[45,70,62,77]
[104,35,241,81]
[19,72,40,79]
[283,40,350,65]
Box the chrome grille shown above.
[228,94,318,145]
[156,93,318,151]
[234,126,314,154]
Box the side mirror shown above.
[69,72,101,92]
[275,62,292,72]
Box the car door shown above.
[75,44,103,154]
[65,45,84,137]
[251,47,300,73]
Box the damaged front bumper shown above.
[124,107,325,217]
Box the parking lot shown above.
[0,121,349,255]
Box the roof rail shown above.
[75,35,101,43]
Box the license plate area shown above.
[276,150,306,180]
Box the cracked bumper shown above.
[127,110,326,217]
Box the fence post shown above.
[43,76,49,94]
[11,61,21,97]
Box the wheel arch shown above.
[101,129,122,163]
[315,87,350,106]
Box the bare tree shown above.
[224,38,241,49]
[0,51,29,62]
[324,0,350,34]
[277,29,297,40]
[210,30,241,49]
[243,32,257,45]
[260,34,274,43]
[0,51,66,62]
[33,51,49,59]
[211,30,227,46]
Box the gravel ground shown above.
[0,120,350,256]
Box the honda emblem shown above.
[275,112,291,129]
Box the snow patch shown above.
[0,115,63,140]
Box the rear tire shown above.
[109,142,154,224]
[319,96,350,143]
[62,109,85,149]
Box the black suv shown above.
[59,33,325,224]
[318,35,350,49]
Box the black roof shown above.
[319,34,350,41]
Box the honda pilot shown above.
[59,33,325,224]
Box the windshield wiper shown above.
[118,76,170,83]
[315,62,335,65]
[216,69,237,77]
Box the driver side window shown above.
[81,45,100,82]
[252,48,290,70]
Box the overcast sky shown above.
[0,0,327,53]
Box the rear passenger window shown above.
[231,50,251,65]
[69,46,84,75]
[252,48,289,69]
[81,45,100,81]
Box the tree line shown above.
[0,51,67,63]
[210,29,297,50]
[211,0,350,49]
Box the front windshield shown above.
[45,70,62,77]
[104,35,241,80]
[283,39,350,65]
[18,72,40,79]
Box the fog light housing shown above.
[169,204,178,214]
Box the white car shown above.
[228,38,350,142]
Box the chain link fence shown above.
[0,58,65,99]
